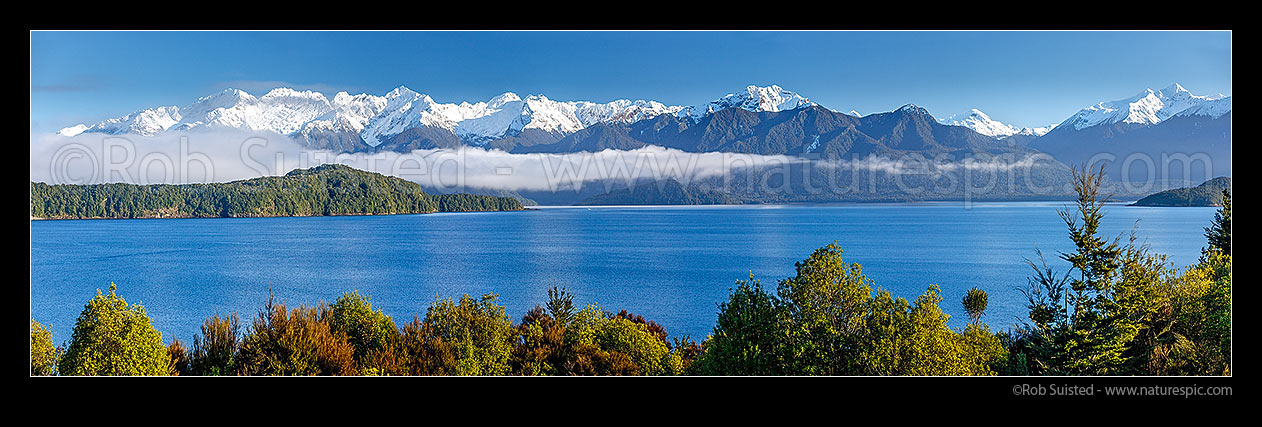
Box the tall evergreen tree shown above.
[1019,165,1148,375]
[1205,188,1231,255]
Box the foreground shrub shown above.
[422,294,516,376]
[57,283,171,376]
[594,316,682,375]
[1128,249,1232,375]
[511,287,693,376]
[328,291,399,372]
[190,313,241,376]
[167,340,189,376]
[237,295,356,376]
[694,276,791,375]
[396,316,458,375]
[512,306,568,375]
[565,304,683,375]
[30,320,60,376]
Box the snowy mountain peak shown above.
[1158,83,1188,96]
[737,84,813,112]
[203,87,254,103]
[74,105,182,136]
[261,87,327,102]
[939,108,1058,139]
[678,84,814,120]
[57,124,89,137]
[1016,124,1057,137]
[896,104,932,117]
[940,109,1016,137]
[489,92,521,107]
[384,86,426,102]
[188,88,254,112]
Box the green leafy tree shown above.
[695,275,792,375]
[960,323,1009,375]
[513,295,689,376]
[699,245,1007,376]
[422,294,516,376]
[1130,206,1232,376]
[30,320,60,376]
[593,316,682,375]
[776,243,876,375]
[57,283,171,376]
[1185,249,1232,374]
[858,285,1004,375]
[328,291,398,372]
[563,303,678,376]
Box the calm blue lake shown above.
[30,202,1217,346]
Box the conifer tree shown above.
[1204,188,1231,255]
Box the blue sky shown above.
[30,31,1231,133]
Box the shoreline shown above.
[29,208,533,222]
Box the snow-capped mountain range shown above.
[1031,83,1233,180]
[1058,83,1229,130]
[54,82,1230,160]
[57,84,812,147]
[938,109,1057,139]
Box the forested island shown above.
[1132,177,1232,207]
[29,164,523,220]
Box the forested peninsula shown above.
[30,164,523,220]
[1132,177,1232,207]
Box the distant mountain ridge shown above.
[525,103,1027,159]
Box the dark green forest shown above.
[29,164,523,219]
[30,167,1230,376]
[1132,177,1232,207]
[575,178,741,206]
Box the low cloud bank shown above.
[30,131,1055,193]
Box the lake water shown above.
[29,202,1217,346]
